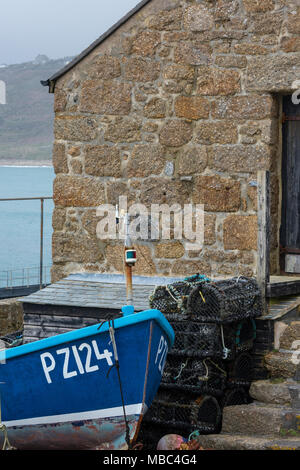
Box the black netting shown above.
[169,321,223,358]
[137,422,165,451]
[236,319,257,352]
[221,388,249,408]
[221,319,257,358]
[144,275,259,440]
[186,277,262,323]
[161,356,227,397]
[144,391,221,434]
[149,275,210,319]
[227,352,254,387]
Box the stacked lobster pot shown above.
[140,275,263,448]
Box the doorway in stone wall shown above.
[280,95,300,274]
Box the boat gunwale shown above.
[0,309,174,362]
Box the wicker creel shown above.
[186,277,263,323]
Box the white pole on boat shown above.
[123,212,136,306]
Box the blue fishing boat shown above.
[0,306,174,450]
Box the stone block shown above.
[0,299,23,335]
[195,434,300,451]
[163,64,195,82]
[140,177,191,207]
[81,209,101,238]
[155,241,185,259]
[54,115,98,142]
[193,175,241,212]
[146,7,183,31]
[175,96,210,120]
[53,142,68,174]
[209,144,270,173]
[243,0,275,12]
[80,80,132,115]
[52,207,66,231]
[85,145,122,178]
[287,8,300,35]
[68,146,81,157]
[264,351,299,379]
[280,37,300,53]
[131,31,161,57]
[223,215,257,250]
[250,380,293,405]
[195,121,238,144]
[159,120,193,147]
[104,117,141,143]
[143,98,167,119]
[106,181,130,206]
[174,42,212,66]
[249,11,283,35]
[247,54,300,92]
[221,405,283,436]
[214,55,247,68]
[52,233,103,264]
[54,87,68,113]
[87,55,121,80]
[234,43,269,55]
[70,159,83,174]
[53,175,106,207]
[197,67,241,95]
[204,214,216,246]
[212,95,277,120]
[279,322,300,350]
[123,57,160,82]
[183,5,214,32]
[177,146,207,176]
[127,144,166,178]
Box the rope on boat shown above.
[107,320,132,450]
[0,393,15,450]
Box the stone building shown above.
[42,0,300,291]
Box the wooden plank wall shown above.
[23,303,122,343]
[257,170,270,313]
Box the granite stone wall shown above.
[50,0,300,283]
[0,299,23,336]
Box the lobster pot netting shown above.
[168,320,257,361]
[144,390,222,435]
[221,388,250,408]
[187,277,263,323]
[222,319,257,358]
[149,275,210,320]
[226,352,254,388]
[170,322,224,359]
[161,356,227,397]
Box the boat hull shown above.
[0,309,174,450]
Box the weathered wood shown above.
[280,96,300,266]
[257,170,270,313]
[23,303,123,319]
[267,280,300,298]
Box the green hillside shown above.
[0,56,73,163]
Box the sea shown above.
[0,166,54,287]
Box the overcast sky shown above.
[0,0,140,64]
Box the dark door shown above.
[280,95,300,273]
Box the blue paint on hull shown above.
[0,309,174,450]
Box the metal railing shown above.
[0,197,53,289]
[0,266,52,289]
